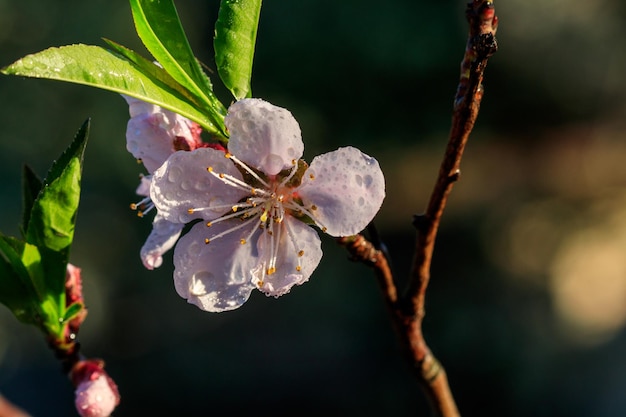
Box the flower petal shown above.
[225,98,304,176]
[151,148,248,224]
[297,146,385,236]
[173,220,259,312]
[253,216,322,297]
[123,95,202,173]
[140,213,184,270]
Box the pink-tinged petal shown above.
[225,98,304,176]
[297,146,385,236]
[74,372,119,417]
[253,216,322,297]
[135,175,151,197]
[173,221,258,312]
[123,96,203,173]
[140,213,184,270]
[151,148,248,224]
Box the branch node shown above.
[412,213,429,231]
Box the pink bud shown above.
[71,360,120,417]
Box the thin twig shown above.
[338,2,498,416]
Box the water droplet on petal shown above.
[168,167,182,183]
[190,271,214,295]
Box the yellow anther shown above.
[291,159,296,165]
[311,205,317,211]
[136,158,143,164]
[232,206,238,212]
[206,221,212,227]
[260,211,268,223]
[240,239,246,245]
[309,173,315,180]
[224,152,232,159]
[257,280,264,287]
[187,208,195,214]
[322,227,327,233]
[130,203,138,210]
[219,173,225,179]
[296,266,302,272]
[298,250,304,257]
[204,238,210,244]
[266,267,276,275]
[207,166,214,172]
[137,211,144,218]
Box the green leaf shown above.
[129,0,227,132]
[21,165,43,238]
[62,302,84,324]
[0,235,41,326]
[2,44,226,137]
[0,236,63,334]
[214,0,262,99]
[26,120,89,255]
[24,120,89,312]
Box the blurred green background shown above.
[2,0,626,416]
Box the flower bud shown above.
[71,360,120,417]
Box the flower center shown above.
[187,152,309,285]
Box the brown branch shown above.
[338,2,498,416]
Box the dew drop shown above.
[180,180,192,190]
[190,271,214,295]
[168,166,182,183]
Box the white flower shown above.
[123,95,205,269]
[151,98,385,312]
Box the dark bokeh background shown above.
[2,1,626,416]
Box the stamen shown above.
[283,219,305,274]
[227,154,271,188]
[205,215,260,244]
[278,161,300,187]
[309,173,315,180]
[283,201,328,233]
[206,165,271,196]
[130,197,155,218]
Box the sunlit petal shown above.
[151,148,248,224]
[140,213,184,270]
[226,98,304,175]
[297,146,385,236]
[173,221,259,312]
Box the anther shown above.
[224,152,232,159]
[311,205,317,211]
[207,166,214,172]
[204,238,210,244]
[187,208,195,214]
[240,239,246,245]
[309,174,315,180]
[296,266,302,272]
[266,267,276,275]
[322,227,327,233]
[206,221,212,227]
[298,250,304,257]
